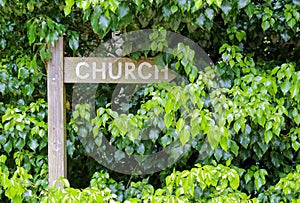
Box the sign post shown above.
[47,37,176,187]
[47,37,67,187]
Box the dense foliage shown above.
[0,0,300,202]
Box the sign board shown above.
[64,57,176,83]
[47,37,177,187]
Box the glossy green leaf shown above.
[221,1,232,15]
[64,0,74,15]
[205,8,214,21]
[230,140,239,156]
[69,32,79,52]
[236,31,246,42]
[164,113,173,128]
[179,126,190,146]
[264,130,273,144]
[29,139,39,151]
[22,84,34,96]
[281,80,291,94]
[4,140,12,153]
[176,118,185,132]
[207,125,220,150]
[15,138,25,150]
[233,120,241,133]
[28,23,36,45]
[238,0,250,9]
[262,20,270,31]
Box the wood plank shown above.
[47,37,67,187]
[64,57,177,83]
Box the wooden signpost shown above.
[47,37,176,187]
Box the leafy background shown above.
[0,0,300,202]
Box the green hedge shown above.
[0,0,300,202]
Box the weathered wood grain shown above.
[47,37,67,187]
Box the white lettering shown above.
[76,62,90,79]
[73,60,172,82]
[109,62,122,79]
[125,62,136,79]
[93,62,106,80]
[138,62,152,80]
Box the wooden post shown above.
[47,37,67,187]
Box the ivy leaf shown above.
[244,171,252,184]
[91,6,110,39]
[233,120,241,133]
[94,135,102,147]
[254,169,267,191]
[290,84,299,98]
[230,140,239,156]
[23,84,35,96]
[29,139,39,151]
[179,126,190,146]
[281,80,291,94]
[18,67,29,79]
[244,124,252,135]
[64,0,74,16]
[195,14,206,26]
[195,0,203,10]
[214,0,222,8]
[66,140,75,156]
[125,146,134,155]
[99,15,110,31]
[220,136,228,152]
[176,118,185,132]
[262,20,270,31]
[136,143,145,154]
[207,125,220,150]
[0,83,6,93]
[164,113,173,128]
[114,117,127,136]
[287,19,296,29]
[154,54,165,69]
[228,171,239,190]
[0,134,7,145]
[205,8,214,21]
[271,152,281,168]
[160,135,172,147]
[253,144,263,159]
[206,0,214,6]
[227,113,234,123]
[264,130,273,144]
[28,22,36,45]
[293,0,300,6]
[254,174,264,191]
[114,150,125,162]
[128,128,139,141]
[171,5,178,13]
[292,141,300,151]
[162,6,172,18]
[221,1,232,15]
[15,138,25,150]
[117,4,130,19]
[236,31,246,42]
[214,148,223,162]
[149,129,159,140]
[4,140,12,153]
[238,0,250,9]
[239,135,250,149]
[39,47,52,62]
[69,32,79,52]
